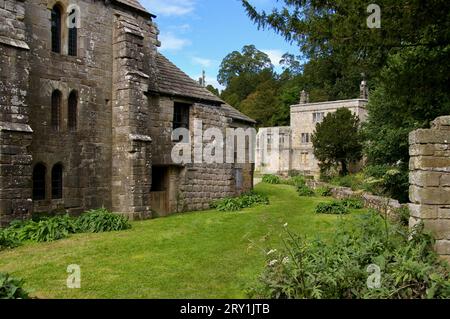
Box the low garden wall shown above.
[306,180,406,222]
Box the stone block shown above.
[409,171,441,187]
[409,185,450,205]
[422,219,450,240]
[441,174,450,187]
[435,240,450,255]
[410,156,450,172]
[409,129,450,145]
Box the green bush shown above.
[297,184,315,197]
[341,197,364,209]
[0,229,20,251]
[262,174,281,184]
[210,192,269,212]
[9,215,78,243]
[76,208,131,233]
[283,176,306,187]
[316,186,332,197]
[249,213,450,299]
[315,201,350,215]
[0,272,29,299]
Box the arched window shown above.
[51,90,62,131]
[33,164,46,201]
[68,7,77,56]
[68,90,78,131]
[51,5,62,53]
[51,163,63,199]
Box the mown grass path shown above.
[0,183,364,299]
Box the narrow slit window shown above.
[51,6,62,53]
[68,8,77,56]
[68,90,78,131]
[51,164,63,199]
[51,90,62,131]
[33,164,46,201]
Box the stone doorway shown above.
[150,166,169,216]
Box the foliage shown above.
[8,215,78,243]
[341,198,364,210]
[206,85,220,97]
[315,201,350,215]
[218,45,273,86]
[76,208,131,233]
[210,192,269,212]
[396,206,411,227]
[262,174,281,184]
[297,184,315,197]
[316,186,332,197]
[0,272,29,299]
[312,108,363,176]
[249,213,450,299]
[0,229,20,251]
[283,176,306,187]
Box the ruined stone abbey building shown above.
[0,0,255,225]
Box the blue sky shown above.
[140,0,299,90]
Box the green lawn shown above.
[0,183,365,299]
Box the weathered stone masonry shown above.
[409,116,450,263]
[0,0,256,225]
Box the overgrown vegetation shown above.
[76,208,131,233]
[249,213,450,299]
[210,191,269,212]
[262,174,281,184]
[0,209,131,251]
[316,186,332,197]
[297,184,315,197]
[315,201,350,215]
[0,272,29,299]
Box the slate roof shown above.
[153,53,255,124]
[114,0,154,17]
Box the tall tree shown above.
[217,45,273,86]
[312,108,363,176]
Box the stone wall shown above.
[306,180,405,222]
[0,0,33,226]
[409,116,450,263]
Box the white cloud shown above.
[262,49,284,67]
[143,0,196,16]
[192,57,213,68]
[159,32,191,51]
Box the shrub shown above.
[315,201,350,215]
[341,197,364,209]
[10,215,78,243]
[396,206,411,227]
[0,229,20,251]
[0,272,29,299]
[297,184,315,197]
[249,213,450,299]
[283,176,306,187]
[316,186,332,197]
[262,174,281,184]
[76,208,131,233]
[210,192,269,212]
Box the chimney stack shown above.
[300,90,309,104]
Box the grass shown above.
[0,183,366,299]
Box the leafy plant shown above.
[297,184,315,197]
[210,192,269,212]
[341,197,364,209]
[9,215,78,243]
[76,208,131,233]
[0,229,20,251]
[249,213,450,299]
[315,201,349,215]
[262,174,281,184]
[0,272,29,299]
[316,186,332,197]
[283,176,306,187]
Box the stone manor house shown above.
[0,0,256,225]
[255,82,369,178]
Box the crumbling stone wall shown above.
[409,116,450,263]
[0,0,33,225]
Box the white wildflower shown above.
[266,249,277,256]
[282,257,290,265]
[268,259,278,267]
[283,223,288,228]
